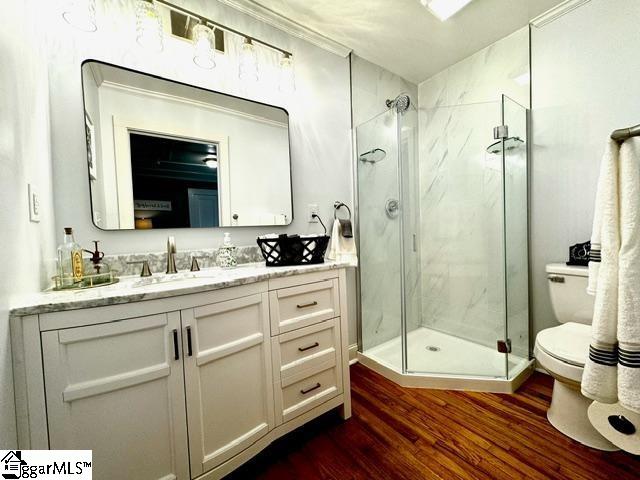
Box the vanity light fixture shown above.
[239,37,259,83]
[203,155,218,169]
[193,23,216,69]
[420,0,472,21]
[279,53,295,93]
[62,0,97,32]
[136,0,164,52]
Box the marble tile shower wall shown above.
[351,55,420,350]
[417,27,529,349]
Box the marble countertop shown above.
[10,260,355,317]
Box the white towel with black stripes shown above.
[582,138,640,414]
[582,139,620,404]
[616,138,640,413]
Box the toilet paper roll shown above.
[588,401,640,454]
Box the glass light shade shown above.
[238,39,259,82]
[136,1,163,52]
[204,156,218,169]
[279,54,295,93]
[62,0,97,32]
[193,24,216,69]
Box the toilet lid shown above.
[536,322,591,366]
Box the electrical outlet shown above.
[307,203,319,223]
[28,183,40,223]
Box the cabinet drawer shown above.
[276,364,341,424]
[269,279,340,335]
[272,318,340,381]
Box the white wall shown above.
[530,0,640,336]
[45,0,352,253]
[0,0,57,448]
[418,28,530,352]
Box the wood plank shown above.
[228,364,640,480]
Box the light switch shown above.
[28,183,40,223]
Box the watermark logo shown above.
[0,451,92,479]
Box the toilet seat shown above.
[534,322,591,384]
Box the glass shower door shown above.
[501,95,530,378]
[408,100,511,378]
[356,109,404,370]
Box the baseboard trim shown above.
[348,344,358,365]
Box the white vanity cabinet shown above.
[181,293,274,476]
[11,266,351,480]
[41,312,190,480]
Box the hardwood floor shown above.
[227,363,640,479]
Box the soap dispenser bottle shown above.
[217,232,238,268]
[57,227,84,288]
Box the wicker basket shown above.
[257,234,329,267]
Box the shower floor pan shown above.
[358,327,534,394]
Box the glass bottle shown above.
[57,227,84,288]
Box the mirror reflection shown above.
[82,61,293,230]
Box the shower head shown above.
[386,94,411,114]
[359,148,386,163]
[486,136,524,154]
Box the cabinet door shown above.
[42,312,189,480]
[182,293,274,477]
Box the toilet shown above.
[534,263,619,451]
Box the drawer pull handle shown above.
[298,342,320,352]
[300,382,321,395]
[296,301,318,309]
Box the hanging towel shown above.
[582,139,621,404]
[616,138,640,413]
[327,219,357,262]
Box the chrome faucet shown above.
[166,236,177,274]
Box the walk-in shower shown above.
[355,94,533,392]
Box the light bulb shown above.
[193,24,216,69]
[238,38,258,83]
[279,53,295,93]
[204,155,218,169]
[62,0,97,32]
[136,0,163,52]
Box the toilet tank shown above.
[546,263,594,325]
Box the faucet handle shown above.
[127,260,152,277]
[190,256,204,272]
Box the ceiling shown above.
[245,0,565,83]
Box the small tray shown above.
[52,271,119,290]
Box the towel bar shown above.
[611,123,640,141]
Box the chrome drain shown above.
[425,345,440,352]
